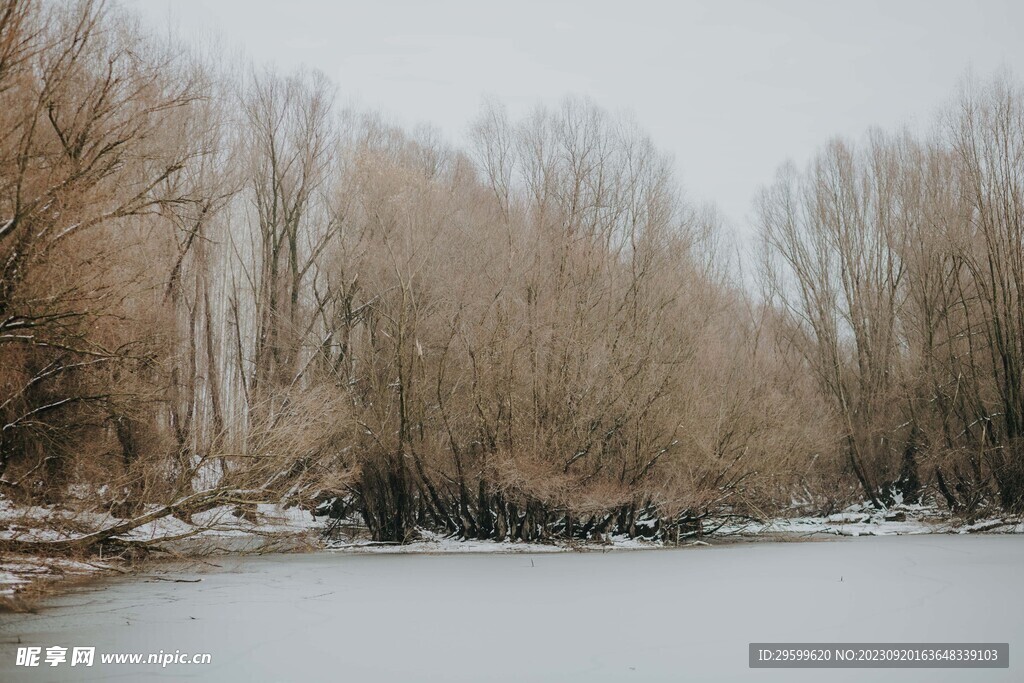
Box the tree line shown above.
[758,82,1024,514]
[0,0,1021,546]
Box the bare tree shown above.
[0,0,212,498]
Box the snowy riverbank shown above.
[2,498,1022,603]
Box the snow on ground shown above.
[714,502,1024,538]
[0,498,325,546]
[0,498,115,544]
[0,557,117,598]
[1,535,1020,682]
[123,502,324,542]
[2,495,1021,599]
[0,499,325,599]
[326,530,667,554]
[328,529,567,554]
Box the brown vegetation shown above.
[759,76,1024,514]
[1,0,1021,551]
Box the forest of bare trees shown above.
[759,82,1024,515]
[1,0,1022,549]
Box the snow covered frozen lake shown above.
[1,535,1020,681]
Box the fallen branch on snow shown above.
[0,488,270,553]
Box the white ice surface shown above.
[1,535,1021,682]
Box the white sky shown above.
[125,0,1024,246]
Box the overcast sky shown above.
[125,0,1024,245]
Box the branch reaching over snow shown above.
[0,488,271,553]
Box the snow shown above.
[0,499,115,544]
[118,503,325,542]
[0,535,1020,682]
[0,557,114,597]
[712,502,1023,538]
[325,529,662,554]
[0,500,326,596]
[1,495,1020,598]
[328,530,567,554]
[0,499,323,545]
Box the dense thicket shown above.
[1,0,1021,547]
[759,78,1024,514]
